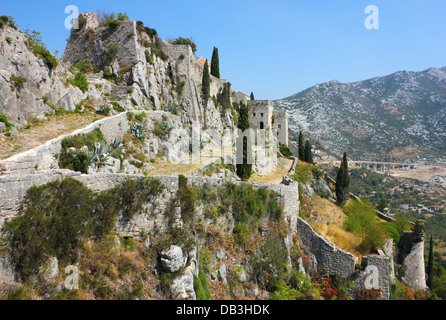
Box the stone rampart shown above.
[297,217,358,278]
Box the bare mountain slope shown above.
[275,67,446,163]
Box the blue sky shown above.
[3,0,446,100]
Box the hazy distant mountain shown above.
[275,67,446,163]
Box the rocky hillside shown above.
[275,67,446,163]
[0,17,84,125]
[0,12,234,134]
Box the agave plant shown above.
[130,121,146,140]
[108,137,123,152]
[88,141,109,165]
[154,120,174,138]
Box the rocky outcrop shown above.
[161,245,186,273]
[0,24,85,124]
[62,12,232,132]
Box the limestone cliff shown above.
[0,12,233,133]
[61,12,232,131]
[0,23,84,124]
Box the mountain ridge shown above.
[276,66,446,163]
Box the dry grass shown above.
[146,156,219,176]
[311,222,363,259]
[0,113,107,160]
[249,158,294,184]
[308,195,363,259]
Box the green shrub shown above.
[381,222,403,244]
[175,80,185,98]
[144,37,168,61]
[170,37,197,53]
[7,286,31,300]
[3,176,163,282]
[111,102,124,112]
[194,267,211,300]
[136,21,158,38]
[70,151,89,173]
[344,199,387,253]
[10,74,27,88]
[104,43,120,66]
[279,144,292,158]
[103,67,113,79]
[359,223,387,253]
[0,15,17,29]
[4,178,98,281]
[71,58,92,73]
[251,233,289,291]
[290,164,312,184]
[144,50,154,64]
[96,105,111,116]
[344,199,376,234]
[177,175,195,220]
[25,30,58,70]
[0,113,13,130]
[111,178,165,220]
[153,120,173,138]
[59,127,106,170]
[5,36,12,44]
[74,72,89,92]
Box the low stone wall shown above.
[0,112,131,176]
[297,218,358,278]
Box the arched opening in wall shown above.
[260,121,264,129]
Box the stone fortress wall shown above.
[248,100,289,147]
[0,108,426,300]
[272,110,289,147]
[1,163,397,299]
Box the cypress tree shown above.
[336,152,350,205]
[427,235,434,288]
[236,102,252,180]
[201,59,210,103]
[304,140,313,164]
[201,60,210,128]
[298,131,305,161]
[210,47,220,79]
[218,82,231,110]
[250,92,255,100]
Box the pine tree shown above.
[250,92,255,100]
[236,102,252,180]
[210,47,220,79]
[336,152,350,205]
[427,235,434,288]
[298,131,305,161]
[304,140,313,164]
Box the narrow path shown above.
[248,158,294,184]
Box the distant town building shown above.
[400,204,410,210]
